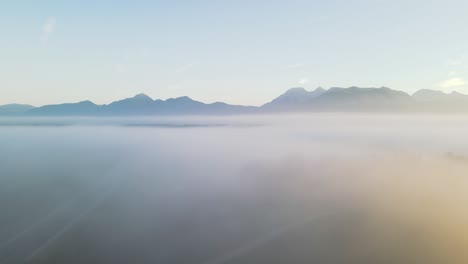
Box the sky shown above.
[1,0,468,106]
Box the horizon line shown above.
[2,86,466,108]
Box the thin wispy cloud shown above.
[40,17,56,44]
[438,77,466,90]
[298,78,309,85]
[175,63,196,73]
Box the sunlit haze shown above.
[2,1,468,264]
[2,0,468,106]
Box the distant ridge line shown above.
[2,87,468,115]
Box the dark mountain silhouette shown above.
[3,87,468,116]
[0,104,35,114]
[263,86,413,112]
[262,87,325,110]
[24,94,257,116]
[101,93,156,115]
[101,94,256,115]
[28,101,100,116]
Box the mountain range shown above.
[3,87,468,115]
[0,104,35,114]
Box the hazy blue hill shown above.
[412,89,448,101]
[99,94,256,115]
[159,96,206,113]
[11,87,468,116]
[412,89,468,101]
[322,86,410,99]
[0,104,35,114]
[412,89,468,112]
[262,87,325,110]
[151,96,257,115]
[27,101,101,115]
[312,86,413,111]
[101,93,155,115]
[22,94,257,116]
[263,86,413,112]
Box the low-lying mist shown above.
[1,114,468,264]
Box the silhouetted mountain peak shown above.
[165,96,195,103]
[8,86,468,116]
[0,104,35,114]
[79,100,96,105]
[176,96,193,101]
[315,87,325,93]
[284,87,308,95]
[264,87,326,107]
[133,93,153,101]
[263,86,413,112]
[324,86,409,97]
[413,89,446,98]
[109,93,153,106]
[412,89,468,103]
[26,100,100,116]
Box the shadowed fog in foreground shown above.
[1,114,468,264]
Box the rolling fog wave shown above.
[1,114,468,263]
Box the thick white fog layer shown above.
[1,114,468,263]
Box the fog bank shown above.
[1,114,468,263]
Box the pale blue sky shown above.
[1,0,468,106]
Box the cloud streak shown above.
[298,78,309,85]
[175,63,196,74]
[438,77,466,90]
